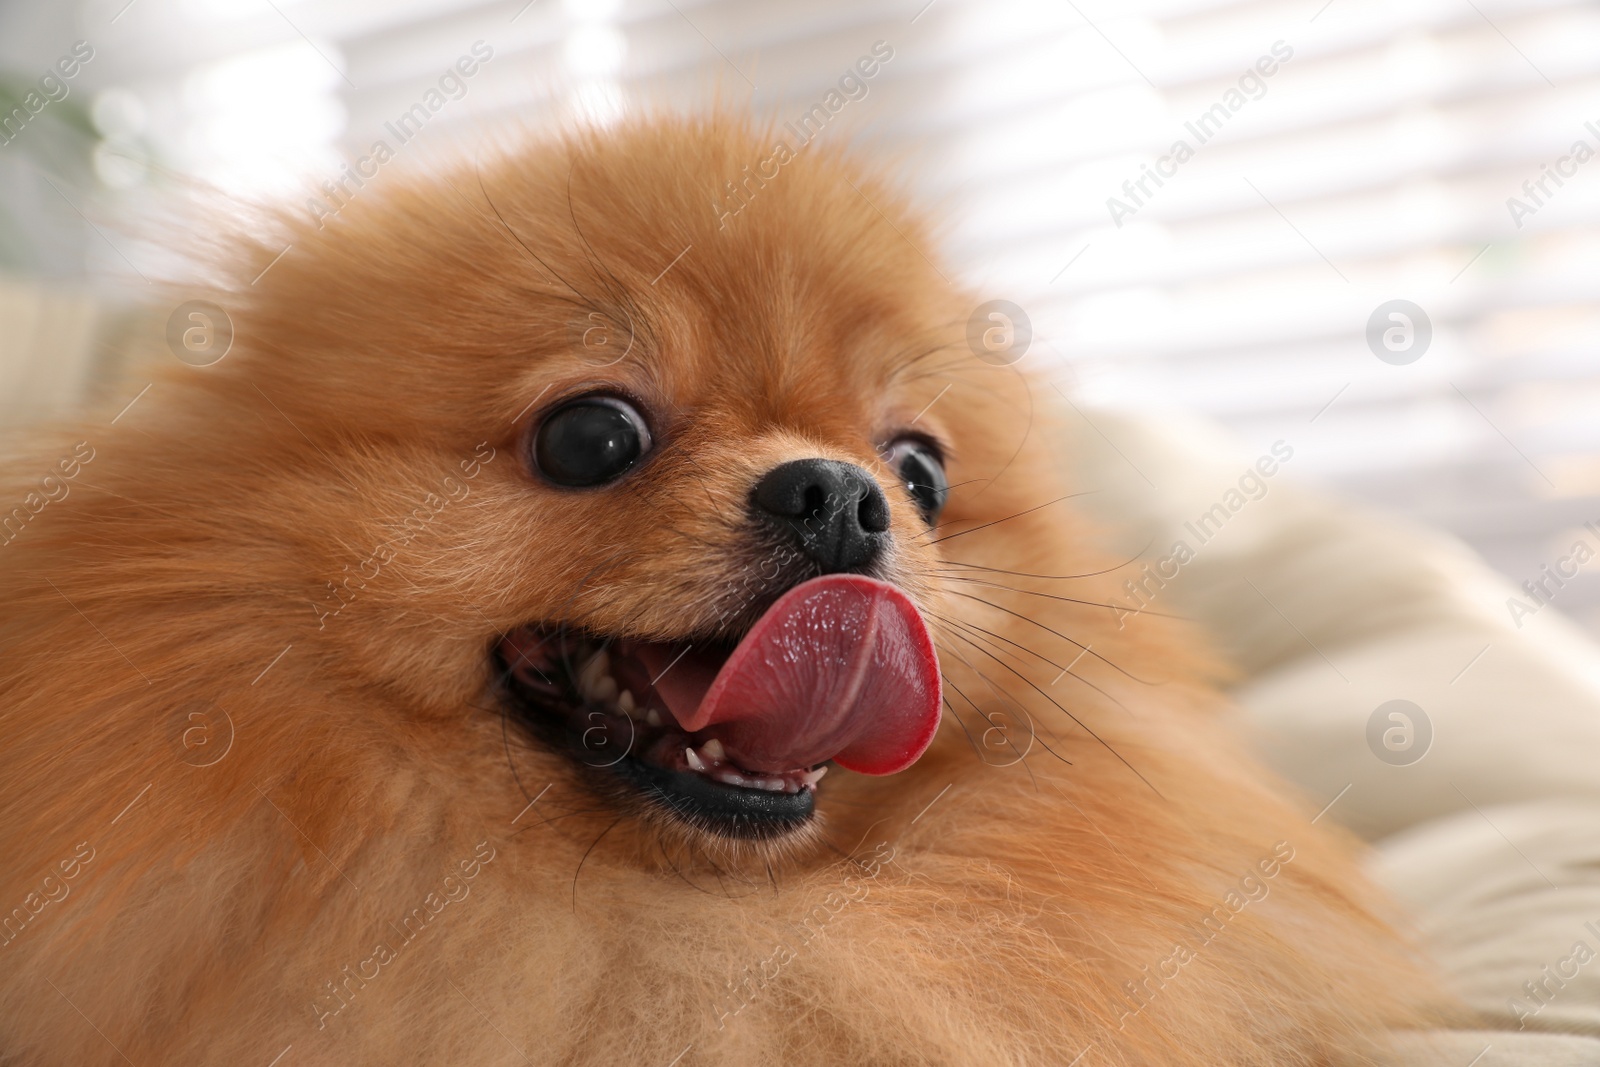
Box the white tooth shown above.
[646,708,662,727]
[617,690,636,714]
[685,747,706,772]
[701,738,726,762]
[800,767,828,788]
[594,675,618,702]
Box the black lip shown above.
[614,757,816,839]
[498,647,819,840]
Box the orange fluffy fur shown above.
[0,116,1445,1065]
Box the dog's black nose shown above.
[753,458,891,573]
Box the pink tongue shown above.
[644,576,941,775]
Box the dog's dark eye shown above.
[883,438,948,524]
[533,396,651,487]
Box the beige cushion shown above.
[1064,408,1600,1063]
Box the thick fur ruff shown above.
[0,116,1445,1065]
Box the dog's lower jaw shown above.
[498,640,827,841]
[612,756,817,839]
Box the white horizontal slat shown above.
[19,0,1599,630]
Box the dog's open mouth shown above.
[498,575,942,837]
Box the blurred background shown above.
[2,0,1598,632]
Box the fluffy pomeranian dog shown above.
[0,115,1444,1065]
